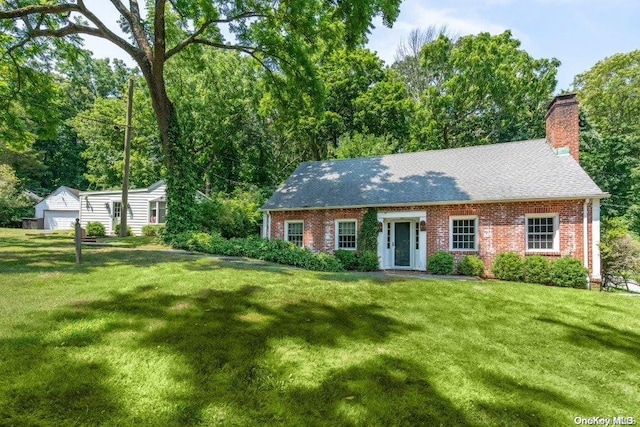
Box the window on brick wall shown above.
[526,214,559,252]
[285,221,303,247]
[450,216,478,251]
[335,220,357,250]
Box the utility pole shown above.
[120,78,134,237]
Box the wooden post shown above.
[120,78,134,237]
[75,218,82,264]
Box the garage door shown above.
[44,210,78,230]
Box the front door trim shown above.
[377,211,427,271]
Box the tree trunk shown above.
[144,68,199,239]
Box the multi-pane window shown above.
[336,220,357,250]
[150,201,167,224]
[113,201,122,220]
[527,216,557,251]
[386,223,391,249]
[451,217,477,250]
[415,222,420,250]
[286,221,303,247]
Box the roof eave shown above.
[260,193,611,212]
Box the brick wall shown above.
[269,199,595,277]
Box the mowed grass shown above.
[0,228,638,426]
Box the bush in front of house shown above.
[335,250,358,270]
[548,257,588,289]
[457,255,484,277]
[86,222,106,237]
[357,251,380,271]
[492,252,524,281]
[522,255,551,285]
[142,224,165,237]
[333,249,379,272]
[172,232,344,272]
[114,223,134,236]
[428,251,455,275]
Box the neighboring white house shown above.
[79,181,167,236]
[35,186,81,230]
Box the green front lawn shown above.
[0,228,638,425]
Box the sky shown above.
[81,0,640,92]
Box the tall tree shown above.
[392,25,456,102]
[409,31,559,151]
[1,0,401,239]
[575,50,640,230]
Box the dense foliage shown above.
[0,164,33,227]
[427,252,455,275]
[548,258,588,289]
[173,232,344,272]
[492,252,524,282]
[141,225,165,238]
[575,51,640,232]
[85,222,106,237]
[114,223,134,237]
[522,255,551,285]
[599,219,640,280]
[358,208,379,253]
[197,190,264,239]
[457,255,484,277]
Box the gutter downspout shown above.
[583,199,589,289]
[592,199,602,281]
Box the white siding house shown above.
[79,181,167,236]
[35,186,81,230]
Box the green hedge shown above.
[172,232,345,272]
[114,223,134,236]
[457,255,484,277]
[492,252,524,281]
[427,251,455,275]
[522,255,551,285]
[86,222,106,237]
[334,249,380,271]
[492,252,589,289]
[142,224,165,237]
[549,257,588,289]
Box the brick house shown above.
[261,94,609,281]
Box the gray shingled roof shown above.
[262,139,608,211]
[61,186,81,198]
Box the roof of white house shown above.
[35,186,80,206]
[79,180,165,196]
[262,139,609,211]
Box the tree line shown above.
[1,2,638,235]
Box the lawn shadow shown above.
[472,369,586,426]
[0,336,121,425]
[0,284,472,424]
[536,317,640,362]
[284,355,470,425]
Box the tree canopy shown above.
[575,50,640,231]
[0,0,402,239]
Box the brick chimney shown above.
[545,93,580,162]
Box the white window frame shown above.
[149,200,167,224]
[285,220,304,247]
[525,213,560,253]
[449,216,478,251]
[112,200,123,220]
[335,219,358,250]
